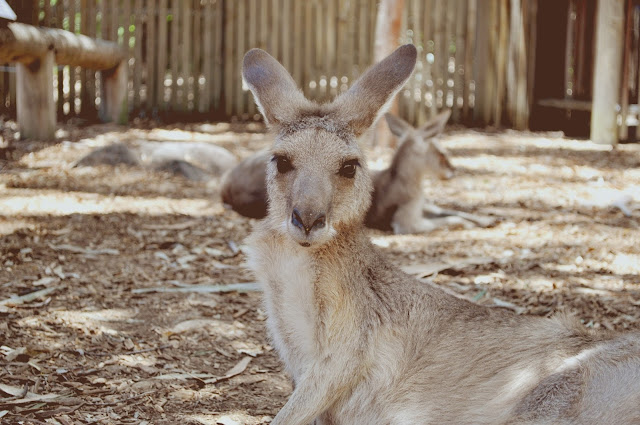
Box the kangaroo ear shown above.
[384,113,413,137]
[332,44,417,137]
[242,49,311,126]
[419,109,451,139]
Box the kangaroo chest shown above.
[247,235,320,378]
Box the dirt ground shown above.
[0,119,639,424]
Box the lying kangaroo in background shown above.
[221,112,494,232]
[366,111,495,233]
[243,44,640,424]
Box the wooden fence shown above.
[0,0,537,128]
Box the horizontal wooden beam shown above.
[0,22,125,70]
[537,98,593,111]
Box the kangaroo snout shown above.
[291,207,326,235]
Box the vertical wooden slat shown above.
[463,0,476,122]
[444,0,455,111]
[326,0,336,98]
[181,0,191,110]
[259,0,267,50]
[619,0,633,140]
[245,0,257,115]
[80,0,90,114]
[412,0,424,124]
[43,0,52,26]
[315,0,325,100]
[122,0,132,111]
[100,0,109,39]
[146,0,157,110]
[452,0,466,122]
[358,0,369,76]
[526,0,537,130]
[292,0,302,89]
[224,0,235,116]
[494,0,509,127]
[271,0,280,59]
[304,0,314,98]
[69,0,77,115]
[422,0,436,116]
[234,0,245,116]
[170,0,180,109]
[111,0,119,42]
[56,0,65,117]
[400,0,410,122]
[213,0,223,110]
[133,0,143,109]
[202,0,214,113]
[281,0,291,74]
[432,0,444,110]
[157,0,168,109]
[192,0,202,112]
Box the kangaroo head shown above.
[385,110,455,180]
[243,45,417,247]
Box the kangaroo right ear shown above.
[242,49,311,126]
[384,113,413,137]
[419,109,451,139]
[332,44,417,137]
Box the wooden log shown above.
[591,0,624,145]
[0,22,126,70]
[16,50,56,140]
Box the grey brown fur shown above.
[243,44,640,425]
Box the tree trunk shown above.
[372,0,405,147]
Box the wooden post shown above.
[99,61,128,124]
[372,0,405,147]
[16,51,56,140]
[591,0,624,145]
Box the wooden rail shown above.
[0,22,127,139]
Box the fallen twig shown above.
[47,243,119,256]
[132,282,261,294]
[0,286,59,307]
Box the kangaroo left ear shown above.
[331,44,417,137]
[242,49,312,127]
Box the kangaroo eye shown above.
[272,155,294,174]
[339,159,359,178]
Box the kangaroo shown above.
[242,44,640,425]
[222,112,493,232]
[366,111,495,233]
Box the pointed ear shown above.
[242,49,310,126]
[332,44,417,136]
[419,109,451,139]
[384,113,413,137]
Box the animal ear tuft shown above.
[242,49,310,126]
[332,44,417,137]
[384,113,413,138]
[419,109,451,139]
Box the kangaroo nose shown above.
[292,208,326,235]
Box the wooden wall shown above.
[0,0,537,129]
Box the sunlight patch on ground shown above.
[0,217,35,235]
[188,412,270,425]
[53,309,137,336]
[0,188,219,216]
